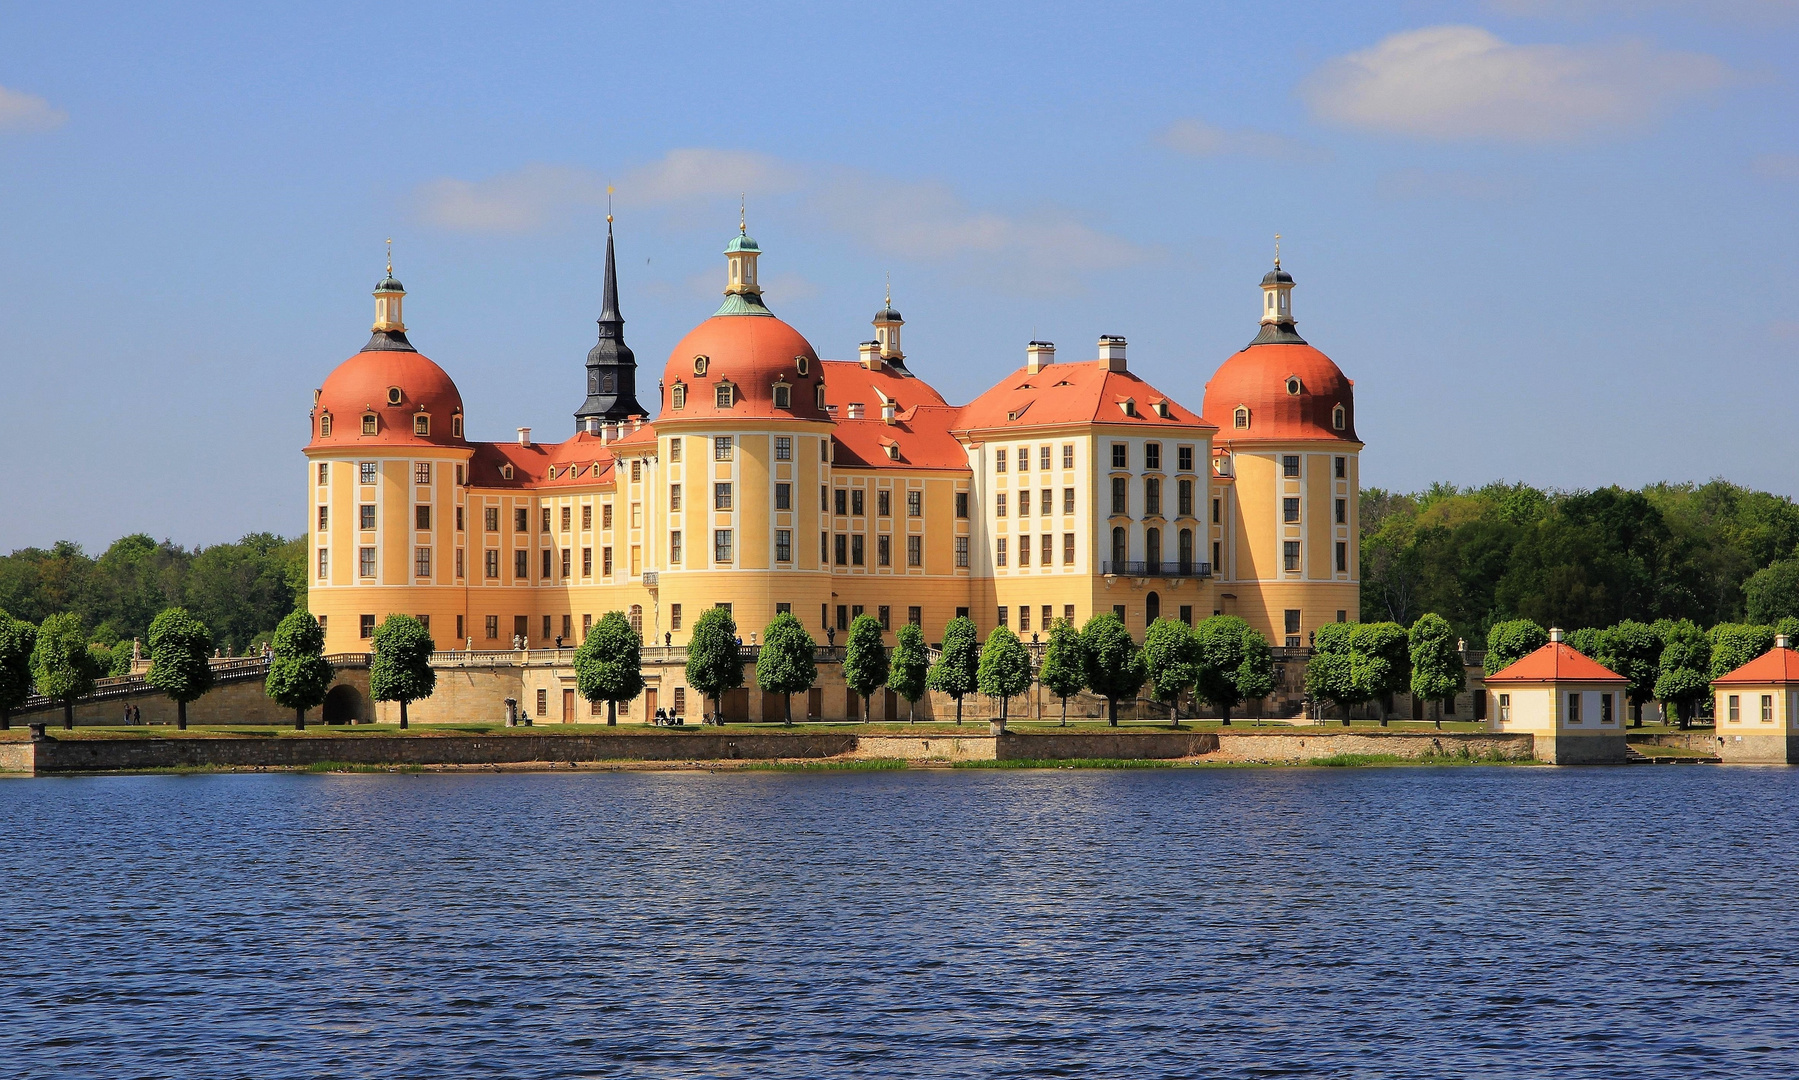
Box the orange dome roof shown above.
[1202,342,1358,444]
[308,348,466,450]
[659,314,830,422]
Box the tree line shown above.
[1362,480,1799,643]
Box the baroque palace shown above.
[305,221,1361,676]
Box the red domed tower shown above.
[305,254,475,655]
[1201,256,1361,647]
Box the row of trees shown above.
[1303,613,1468,726]
[1362,481,1799,641]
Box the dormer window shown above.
[452,414,463,438]
[1152,400,1170,418]
[387,386,403,406]
[1286,376,1303,396]
[884,442,900,460]
[795,355,809,376]
[362,413,378,436]
[1118,398,1137,418]
[1233,406,1250,429]
[816,383,827,409]
[693,355,709,377]
[772,381,792,410]
[672,382,687,410]
[1332,403,1346,430]
[715,382,735,409]
[413,413,430,436]
[318,413,332,437]
[500,464,514,480]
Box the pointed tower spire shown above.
[575,211,645,429]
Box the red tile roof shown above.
[1486,642,1628,684]
[469,432,618,488]
[831,405,970,471]
[953,360,1216,433]
[1712,647,1799,686]
[1202,342,1359,444]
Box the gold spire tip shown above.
[606,185,614,224]
[1273,232,1281,268]
[385,237,393,277]
[740,193,746,234]
[885,271,891,307]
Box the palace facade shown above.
[304,223,1361,658]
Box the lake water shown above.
[2,766,1795,1079]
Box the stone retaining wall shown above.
[1210,731,1535,763]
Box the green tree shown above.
[1653,619,1710,728]
[1408,613,1465,730]
[32,612,100,730]
[1708,622,1774,681]
[685,606,743,724]
[1142,617,1198,727]
[842,614,889,723]
[369,614,436,729]
[145,607,214,731]
[976,625,1033,733]
[0,611,38,730]
[1304,622,1361,721]
[1193,616,1275,725]
[575,611,645,724]
[1351,622,1412,725]
[886,621,929,723]
[1566,627,1604,659]
[1776,615,1799,647]
[265,611,334,729]
[1081,611,1145,726]
[927,616,981,724]
[1037,618,1088,726]
[1597,620,1661,726]
[1485,619,1548,676]
[1744,559,1799,625]
[756,612,817,725]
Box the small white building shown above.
[1711,633,1799,764]
[1486,629,1629,765]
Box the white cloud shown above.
[413,149,1146,292]
[1752,153,1799,180]
[1299,26,1729,141]
[1157,119,1331,162]
[1487,0,1798,23]
[0,85,66,133]
[1377,168,1532,201]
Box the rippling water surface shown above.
[2,766,1796,1078]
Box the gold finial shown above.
[606,185,614,224]
[740,193,747,235]
[885,272,891,308]
[1274,233,1281,268]
[385,237,393,277]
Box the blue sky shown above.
[1,0,1794,551]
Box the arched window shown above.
[1233,406,1249,429]
[772,382,791,409]
[413,414,429,436]
[1146,591,1160,623]
[1111,526,1127,568]
[602,373,614,394]
[318,413,332,437]
[672,383,686,410]
[1332,403,1346,430]
[816,383,827,409]
[1179,528,1194,572]
[1146,527,1162,569]
[629,604,643,638]
[452,414,463,438]
[362,413,378,436]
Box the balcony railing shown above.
[1101,560,1212,579]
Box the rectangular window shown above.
[715,383,734,409]
[835,489,848,515]
[541,615,552,643]
[997,606,1009,628]
[714,530,733,562]
[514,550,528,579]
[877,534,890,566]
[1335,456,1346,479]
[582,547,592,576]
[318,462,329,485]
[1499,693,1511,722]
[485,615,499,641]
[1145,478,1161,517]
[603,547,613,575]
[359,462,376,484]
[851,534,865,565]
[540,507,551,533]
[1112,444,1127,469]
[582,505,593,530]
[1285,609,1301,635]
[631,503,641,528]
[1018,606,1031,632]
[561,506,571,531]
[822,533,830,563]
[1282,455,1300,478]
[1145,443,1161,471]
[582,614,591,639]
[415,505,430,530]
[413,462,431,485]
[1212,498,1221,524]
[835,534,848,565]
[1017,447,1029,471]
[878,490,891,517]
[360,614,376,639]
[1179,605,1193,626]
[775,436,792,461]
[515,508,529,532]
[671,604,683,631]
[1762,694,1775,722]
[996,493,1008,517]
[317,548,328,578]
[669,439,683,462]
[670,531,683,563]
[852,490,865,516]
[1111,477,1128,515]
[1567,693,1581,724]
[1602,694,1616,725]
[486,549,500,579]
[775,483,791,510]
[1039,445,1051,470]
[670,484,682,511]
[415,547,431,577]
[1063,488,1074,515]
[714,483,733,510]
[456,547,465,578]
[715,436,733,460]
[602,504,613,530]
[1040,489,1052,516]
[1041,534,1054,565]
[1018,490,1029,517]
[1064,533,1075,564]
[561,548,571,577]
[996,538,1008,567]
[1283,541,1300,571]
[1213,541,1221,570]
[877,605,891,631]
[908,606,922,625]
[907,490,922,517]
[541,548,551,579]
[775,530,792,562]
[1283,498,1300,523]
[456,506,464,531]
[837,605,849,631]
[1178,446,1194,472]
[1018,535,1030,566]
[1062,444,1074,469]
[1335,498,1347,524]
[1178,480,1193,518]
[955,492,969,518]
[907,535,922,567]
[955,536,969,568]
[995,449,1007,472]
[1336,541,1348,573]
[359,546,375,577]
[360,504,376,530]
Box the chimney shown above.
[1549,627,1564,643]
[632,414,643,432]
[859,341,882,371]
[846,402,865,420]
[517,427,532,448]
[1026,340,1055,374]
[1098,335,1127,372]
[599,425,610,446]
[1779,634,1791,650]
[881,400,897,425]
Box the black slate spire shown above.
[575,219,645,428]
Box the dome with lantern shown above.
[308,266,465,449]
[1202,259,1358,444]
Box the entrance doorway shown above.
[562,689,575,724]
